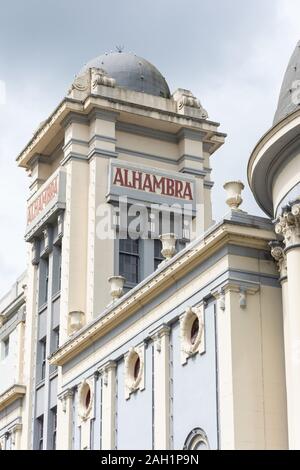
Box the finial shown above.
[116,45,124,53]
[223,180,245,211]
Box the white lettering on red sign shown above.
[113,167,193,201]
[27,176,59,225]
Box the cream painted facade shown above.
[1,44,299,450]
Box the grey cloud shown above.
[0,0,298,293]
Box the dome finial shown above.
[116,45,124,53]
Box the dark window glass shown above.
[44,259,49,303]
[2,337,9,359]
[119,237,140,284]
[37,415,44,450]
[57,245,62,292]
[190,318,200,345]
[54,327,59,351]
[134,356,140,380]
[154,239,164,270]
[51,407,57,450]
[40,338,47,380]
[85,389,91,409]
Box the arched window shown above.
[183,428,210,450]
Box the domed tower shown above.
[248,41,300,450]
[16,51,226,448]
[78,51,171,98]
[17,48,225,338]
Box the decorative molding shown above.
[88,108,119,123]
[59,389,74,413]
[49,221,273,367]
[150,324,170,353]
[77,380,93,422]
[183,427,210,450]
[98,360,116,387]
[204,180,214,189]
[211,289,226,311]
[269,240,287,281]
[61,112,89,129]
[116,121,177,143]
[89,134,117,145]
[180,303,205,365]
[0,385,26,412]
[124,343,145,399]
[275,202,300,252]
[173,89,208,119]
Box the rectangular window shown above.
[119,237,140,284]
[39,338,47,381]
[1,336,9,359]
[37,415,44,450]
[154,239,164,270]
[44,258,49,303]
[51,406,57,450]
[52,245,62,295]
[53,327,59,353]
[58,246,62,292]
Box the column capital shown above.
[98,360,116,386]
[149,324,170,341]
[59,388,74,412]
[269,240,288,281]
[275,203,300,252]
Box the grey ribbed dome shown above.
[79,51,171,98]
[274,40,300,124]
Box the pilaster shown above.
[99,361,117,450]
[150,325,171,450]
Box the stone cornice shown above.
[16,87,226,169]
[49,218,274,367]
[0,385,26,412]
[16,98,83,168]
[248,109,300,216]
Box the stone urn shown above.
[159,233,177,261]
[223,181,245,211]
[68,310,85,335]
[108,276,126,303]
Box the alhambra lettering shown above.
[27,176,58,225]
[113,167,193,201]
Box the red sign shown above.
[27,176,58,225]
[113,167,193,201]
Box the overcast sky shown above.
[0,0,299,295]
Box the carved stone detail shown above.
[59,389,74,413]
[91,67,116,89]
[77,380,93,422]
[180,304,205,365]
[124,344,145,399]
[67,67,116,98]
[172,88,208,118]
[275,203,300,251]
[269,241,288,280]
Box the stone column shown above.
[275,203,300,449]
[151,325,171,450]
[100,361,117,450]
[270,241,292,443]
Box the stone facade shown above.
[1,44,299,449]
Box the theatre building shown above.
[1,43,300,449]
